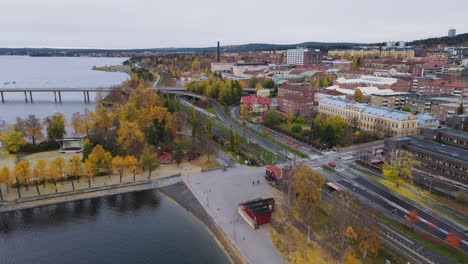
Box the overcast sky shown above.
[1,0,467,49]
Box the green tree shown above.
[43,113,66,142]
[353,89,363,103]
[458,102,464,114]
[82,138,94,161]
[140,146,159,179]
[264,109,282,126]
[172,143,185,167]
[312,115,325,139]
[0,128,27,153]
[248,77,258,88]
[324,115,346,146]
[263,78,275,89]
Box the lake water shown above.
[0,190,230,264]
[0,56,129,124]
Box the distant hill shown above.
[407,33,468,46]
[0,41,367,55]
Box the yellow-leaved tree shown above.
[0,165,12,200]
[33,159,47,195]
[112,156,127,183]
[68,155,83,191]
[383,150,418,186]
[291,164,325,243]
[0,128,27,153]
[117,121,145,157]
[14,160,31,198]
[124,155,140,182]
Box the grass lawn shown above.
[279,123,311,135]
[380,217,467,264]
[355,168,468,226]
[321,165,336,173]
[189,154,221,169]
[205,106,217,115]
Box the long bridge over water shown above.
[0,87,187,103]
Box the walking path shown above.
[182,165,286,264]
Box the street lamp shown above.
[424,177,433,193]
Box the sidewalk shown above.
[183,165,286,264]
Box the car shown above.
[328,162,336,167]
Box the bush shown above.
[20,141,60,154]
[291,125,302,133]
[295,116,305,123]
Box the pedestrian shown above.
[257,179,260,184]
[252,181,255,185]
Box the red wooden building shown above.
[240,198,275,227]
[265,165,283,182]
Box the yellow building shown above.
[380,49,414,59]
[328,49,380,58]
[328,49,414,59]
[319,97,420,136]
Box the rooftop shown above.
[390,137,468,164]
[319,97,415,121]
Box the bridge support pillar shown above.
[29,91,33,102]
[24,91,28,103]
[1,92,4,103]
[87,91,90,102]
[83,91,87,103]
[58,91,62,103]
[54,91,57,103]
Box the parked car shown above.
[328,162,336,167]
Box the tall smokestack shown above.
[217,41,220,63]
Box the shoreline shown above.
[0,175,248,264]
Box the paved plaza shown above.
[184,166,286,264]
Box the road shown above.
[162,90,468,261]
[162,91,290,160]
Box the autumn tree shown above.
[356,206,380,260]
[255,82,263,91]
[0,166,10,200]
[291,164,325,243]
[32,159,47,195]
[112,156,127,183]
[14,161,31,198]
[383,150,418,186]
[191,59,201,71]
[263,78,275,89]
[71,112,88,136]
[86,145,113,178]
[248,77,258,88]
[16,114,43,145]
[68,155,83,191]
[0,128,27,153]
[240,104,249,117]
[353,89,363,103]
[285,108,295,124]
[124,155,140,181]
[140,146,158,179]
[82,138,94,161]
[117,121,145,157]
[84,158,97,188]
[50,157,66,186]
[43,113,66,142]
[445,231,462,247]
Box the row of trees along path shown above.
[0,144,158,200]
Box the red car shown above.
[328,162,336,167]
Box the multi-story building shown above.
[328,49,380,58]
[328,49,414,59]
[421,127,468,150]
[448,28,456,37]
[277,83,319,117]
[240,95,270,114]
[380,49,415,59]
[286,48,322,66]
[384,136,468,185]
[446,114,468,131]
[370,92,410,109]
[415,79,468,97]
[318,97,437,136]
[333,75,411,92]
[232,62,269,78]
[211,62,235,72]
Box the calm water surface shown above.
[0,190,230,264]
[0,56,129,123]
